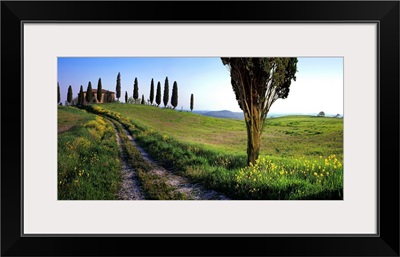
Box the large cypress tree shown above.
[57,82,61,104]
[221,57,298,165]
[141,94,145,105]
[116,72,121,101]
[163,76,169,107]
[149,78,155,105]
[133,77,139,102]
[67,85,73,105]
[86,81,93,103]
[78,85,84,105]
[155,81,162,107]
[125,91,128,103]
[97,78,102,103]
[171,81,178,109]
[190,94,194,112]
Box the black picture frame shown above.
[2,1,399,256]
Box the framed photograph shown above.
[2,1,399,256]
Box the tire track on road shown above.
[117,122,230,200]
[110,121,145,200]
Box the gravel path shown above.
[118,123,230,200]
[111,122,145,200]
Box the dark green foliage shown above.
[149,78,155,104]
[67,85,73,104]
[125,91,128,103]
[58,82,61,104]
[133,77,139,101]
[163,76,169,107]
[78,85,84,105]
[171,81,178,109]
[97,78,102,102]
[86,81,93,103]
[156,81,162,106]
[141,94,145,105]
[221,57,298,165]
[116,72,121,100]
[221,58,298,112]
[190,93,194,112]
[318,111,325,117]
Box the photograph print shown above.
[57,57,343,200]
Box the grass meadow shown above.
[82,103,343,200]
[57,107,122,200]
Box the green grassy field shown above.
[92,104,343,158]
[84,103,343,200]
[57,106,122,200]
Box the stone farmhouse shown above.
[83,89,115,104]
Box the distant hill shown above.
[192,110,342,120]
[201,110,244,120]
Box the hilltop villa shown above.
[83,89,115,104]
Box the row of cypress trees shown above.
[58,73,194,111]
[124,76,192,110]
[128,76,178,108]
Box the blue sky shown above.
[58,57,343,115]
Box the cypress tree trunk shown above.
[244,107,262,165]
